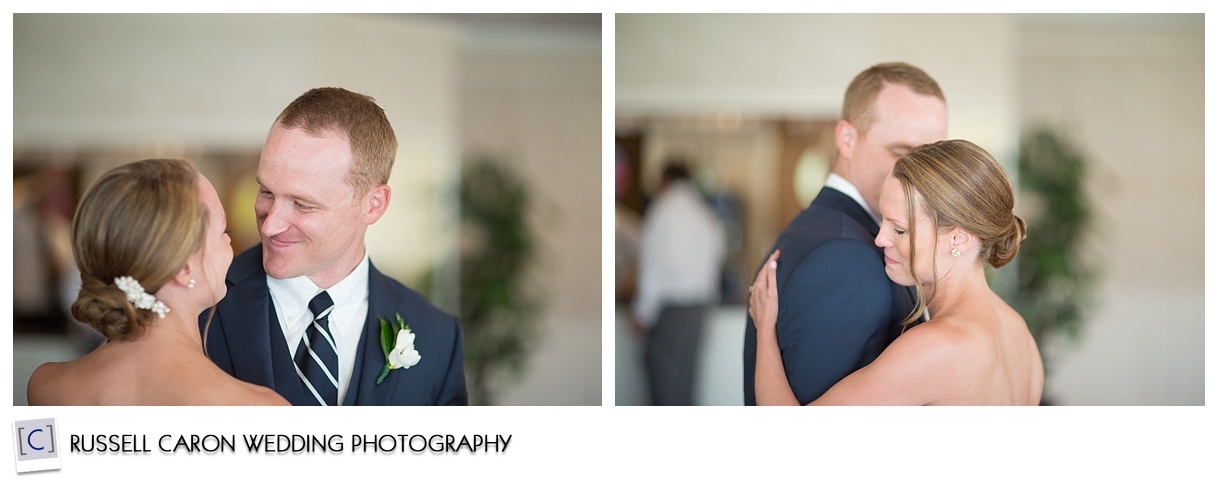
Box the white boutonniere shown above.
[377,313,421,384]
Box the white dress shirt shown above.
[268,251,370,403]
[632,180,726,328]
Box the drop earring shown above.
[188,278,196,288]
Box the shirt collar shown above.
[823,173,880,225]
[267,250,370,326]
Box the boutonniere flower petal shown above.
[388,329,422,369]
[377,313,421,385]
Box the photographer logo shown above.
[12,418,60,472]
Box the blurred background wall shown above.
[615,13,1202,406]
[11,13,601,406]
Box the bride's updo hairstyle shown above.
[71,159,208,341]
[892,139,1027,326]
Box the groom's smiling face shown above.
[254,125,374,288]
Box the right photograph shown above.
[614,13,1203,406]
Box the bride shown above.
[27,159,287,405]
[750,139,1043,405]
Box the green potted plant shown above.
[1010,128,1098,395]
[427,157,544,405]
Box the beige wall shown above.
[14,13,459,281]
[616,13,1018,151]
[458,28,602,406]
[1017,14,1204,405]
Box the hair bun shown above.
[988,214,1027,268]
[71,277,155,341]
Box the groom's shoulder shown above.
[778,204,871,251]
[773,195,880,281]
[226,245,266,284]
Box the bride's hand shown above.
[749,250,781,333]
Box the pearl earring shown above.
[951,247,961,257]
[188,278,196,288]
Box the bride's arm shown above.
[749,250,954,406]
[748,251,799,405]
[809,325,955,405]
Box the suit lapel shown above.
[343,302,381,406]
[345,263,403,406]
[221,246,310,405]
[817,187,880,237]
[217,250,277,387]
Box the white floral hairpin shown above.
[114,276,170,318]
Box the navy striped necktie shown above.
[294,291,339,406]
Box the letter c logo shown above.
[26,428,44,451]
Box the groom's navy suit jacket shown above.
[744,187,914,405]
[203,246,467,406]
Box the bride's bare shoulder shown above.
[996,302,1045,404]
[891,318,973,354]
[27,357,117,405]
[241,384,290,406]
[879,316,986,379]
[213,381,289,406]
[26,361,65,406]
[185,364,289,406]
[856,319,976,383]
[817,318,973,405]
[27,348,287,406]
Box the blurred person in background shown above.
[632,161,725,406]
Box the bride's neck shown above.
[925,263,992,316]
[138,310,205,353]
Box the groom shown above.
[203,87,467,405]
[744,63,947,405]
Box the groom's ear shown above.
[361,184,392,225]
[835,120,857,162]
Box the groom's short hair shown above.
[274,87,398,197]
[841,62,945,134]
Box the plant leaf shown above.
[379,318,394,357]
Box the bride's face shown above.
[195,176,234,303]
[875,175,948,287]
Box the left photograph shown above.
[13,13,602,406]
